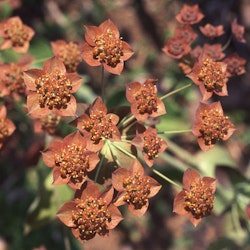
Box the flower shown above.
[231,18,246,43]
[23,56,82,118]
[0,16,34,53]
[199,24,224,39]
[223,53,246,77]
[162,37,191,59]
[174,25,198,45]
[0,105,16,149]
[42,131,99,189]
[51,40,82,73]
[57,181,123,242]
[126,79,166,121]
[0,55,32,98]
[187,55,228,100]
[81,19,134,75]
[192,101,235,151]
[112,159,161,216]
[33,113,61,135]
[173,168,216,227]
[76,96,121,152]
[175,4,204,25]
[132,126,168,167]
[203,43,225,61]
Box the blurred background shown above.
[0,0,249,249]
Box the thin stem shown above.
[153,169,182,189]
[160,83,192,101]
[94,141,107,182]
[117,113,136,129]
[111,142,136,159]
[158,129,192,135]
[222,34,232,51]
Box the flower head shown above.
[203,43,225,61]
[199,24,224,39]
[223,53,246,77]
[76,97,121,151]
[51,40,82,73]
[0,16,34,53]
[23,57,82,118]
[126,79,166,121]
[162,37,191,59]
[175,4,204,25]
[192,102,235,151]
[57,181,123,242]
[231,18,246,43]
[0,105,16,149]
[81,19,134,75]
[187,55,228,100]
[173,168,216,227]
[174,25,198,45]
[132,126,167,167]
[112,159,161,216]
[42,131,99,189]
[0,55,32,98]
[33,113,61,135]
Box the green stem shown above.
[153,169,182,189]
[166,139,199,169]
[111,142,136,159]
[94,141,107,182]
[160,83,192,101]
[158,129,192,135]
[117,113,136,129]
[222,34,232,51]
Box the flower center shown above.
[58,42,81,72]
[4,20,29,47]
[93,29,123,67]
[199,109,232,146]
[198,58,226,92]
[143,134,163,159]
[135,82,158,115]
[55,143,89,183]
[41,113,61,134]
[184,180,214,219]
[168,39,185,56]
[35,70,72,110]
[0,119,9,142]
[82,111,117,144]
[72,197,111,241]
[123,172,151,209]
[182,10,197,22]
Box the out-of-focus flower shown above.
[33,113,61,135]
[199,24,224,39]
[42,131,99,189]
[51,40,82,73]
[76,97,121,152]
[162,37,191,59]
[0,105,16,149]
[175,4,204,25]
[57,181,123,242]
[231,18,246,43]
[173,168,216,227]
[23,57,82,119]
[112,159,161,216]
[0,16,34,53]
[81,19,134,75]
[192,101,235,151]
[0,55,32,99]
[132,126,167,167]
[174,25,198,45]
[203,43,225,61]
[223,53,246,77]
[187,55,228,100]
[126,79,166,121]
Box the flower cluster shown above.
[0,1,247,245]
